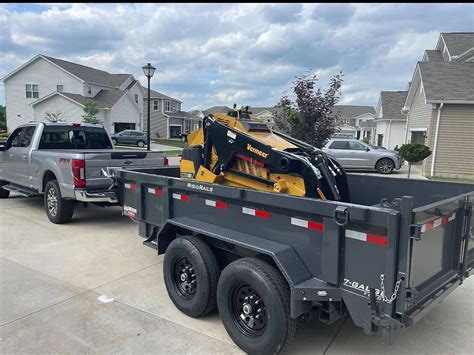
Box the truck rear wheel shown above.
[0,181,10,199]
[163,235,220,317]
[217,257,296,354]
[44,180,75,224]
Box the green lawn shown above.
[161,150,182,155]
[152,139,188,148]
[429,176,474,184]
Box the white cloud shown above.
[0,3,473,111]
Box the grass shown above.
[161,150,182,155]
[152,139,188,148]
[429,176,474,184]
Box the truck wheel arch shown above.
[42,170,57,192]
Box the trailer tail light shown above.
[164,157,169,166]
[72,159,86,188]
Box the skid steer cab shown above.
[179,106,350,202]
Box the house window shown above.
[57,85,64,92]
[134,94,139,104]
[165,100,172,112]
[177,103,181,111]
[153,100,159,110]
[88,86,92,95]
[25,84,39,98]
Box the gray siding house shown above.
[402,32,474,178]
[143,89,201,139]
[330,105,376,140]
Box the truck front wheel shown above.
[44,180,75,224]
[217,258,296,354]
[163,235,220,317]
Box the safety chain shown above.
[380,274,403,304]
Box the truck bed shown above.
[115,166,473,344]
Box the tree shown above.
[45,110,65,122]
[273,70,344,148]
[399,143,432,178]
[82,101,100,124]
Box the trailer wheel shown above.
[217,258,296,354]
[44,180,74,224]
[0,181,10,199]
[163,235,220,317]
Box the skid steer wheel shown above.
[44,180,75,224]
[376,158,395,174]
[163,235,220,317]
[217,257,296,354]
[0,181,10,199]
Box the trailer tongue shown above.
[115,166,473,353]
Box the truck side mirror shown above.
[365,147,370,152]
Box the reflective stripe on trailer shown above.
[291,217,324,232]
[124,183,136,190]
[421,213,456,233]
[346,230,388,247]
[205,199,227,209]
[123,205,137,217]
[172,193,190,201]
[147,187,163,196]
[242,207,270,219]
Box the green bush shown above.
[399,143,431,178]
[399,143,431,163]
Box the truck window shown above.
[38,126,112,150]
[9,127,26,148]
[18,126,37,147]
[329,141,350,150]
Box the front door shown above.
[3,126,36,187]
[377,134,384,146]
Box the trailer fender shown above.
[157,216,312,289]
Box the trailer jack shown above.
[366,288,403,345]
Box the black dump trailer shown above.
[115,166,473,353]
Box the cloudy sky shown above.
[0,3,473,110]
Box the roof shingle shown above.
[43,55,131,88]
[377,91,408,121]
[441,32,474,57]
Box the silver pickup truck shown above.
[0,122,167,224]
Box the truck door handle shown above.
[9,154,14,159]
[22,155,28,160]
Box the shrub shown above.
[399,143,431,178]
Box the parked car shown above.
[322,138,402,174]
[110,130,148,147]
[0,122,167,224]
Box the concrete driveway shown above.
[1,194,473,354]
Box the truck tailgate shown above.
[84,151,165,188]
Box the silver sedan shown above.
[322,138,402,174]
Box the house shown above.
[330,105,376,140]
[197,105,280,127]
[373,91,408,149]
[402,32,474,178]
[144,88,201,139]
[1,54,144,133]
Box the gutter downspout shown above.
[430,103,443,177]
[387,120,392,148]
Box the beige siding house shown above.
[402,32,474,178]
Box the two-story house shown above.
[143,88,201,139]
[373,90,408,149]
[330,105,376,141]
[1,54,144,134]
[402,32,474,178]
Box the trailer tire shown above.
[44,180,75,224]
[217,257,296,354]
[163,235,220,317]
[0,181,9,199]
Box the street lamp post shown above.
[142,63,156,151]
